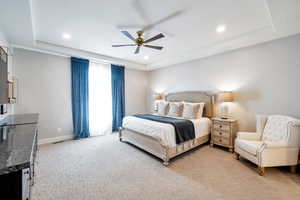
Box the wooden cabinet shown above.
[210,118,237,152]
[0,114,39,200]
[0,47,8,104]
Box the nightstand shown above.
[210,118,238,152]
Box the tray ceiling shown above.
[1,0,300,70]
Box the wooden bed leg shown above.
[258,167,265,176]
[233,152,240,160]
[290,165,297,174]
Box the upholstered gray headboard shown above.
[165,91,214,118]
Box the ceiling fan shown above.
[112,31,165,54]
[112,0,183,54]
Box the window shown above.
[89,62,112,136]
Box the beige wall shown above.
[12,33,300,137]
[0,29,8,47]
[149,34,300,131]
[14,48,73,140]
[13,48,149,140]
[125,68,149,116]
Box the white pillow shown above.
[167,102,183,117]
[157,101,169,115]
[182,102,205,119]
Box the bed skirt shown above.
[119,127,210,166]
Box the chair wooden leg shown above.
[233,152,240,160]
[290,165,297,174]
[258,167,265,176]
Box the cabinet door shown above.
[0,48,8,104]
[0,170,22,199]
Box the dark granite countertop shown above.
[0,114,39,175]
[0,113,39,127]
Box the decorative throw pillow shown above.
[157,101,169,116]
[182,102,205,119]
[196,102,205,118]
[167,102,183,117]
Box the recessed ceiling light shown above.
[62,33,71,40]
[216,25,226,33]
[144,55,149,60]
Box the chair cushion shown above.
[262,115,292,142]
[235,139,264,156]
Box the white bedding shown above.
[122,115,211,148]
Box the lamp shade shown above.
[218,91,234,102]
[153,93,162,100]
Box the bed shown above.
[119,91,214,165]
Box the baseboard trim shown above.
[38,135,73,145]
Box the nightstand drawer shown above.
[212,130,230,138]
[213,122,230,131]
[213,136,230,145]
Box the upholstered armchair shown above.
[234,115,300,176]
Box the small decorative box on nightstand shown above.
[210,118,238,152]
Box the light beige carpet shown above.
[32,135,300,200]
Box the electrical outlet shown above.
[57,128,61,133]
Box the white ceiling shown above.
[1,0,300,70]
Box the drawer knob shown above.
[219,132,222,135]
[219,125,222,128]
[219,139,222,142]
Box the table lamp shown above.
[153,93,162,111]
[218,91,234,119]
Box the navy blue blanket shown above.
[134,114,195,144]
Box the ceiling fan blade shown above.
[132,0,150,24]
[117,25,151,39]
[144,33,165,43]
[112,44,136,47]
[121,31,136,42]
[134,46,141,54]
[142,10,183,32]
[117,24,143,30]
[144,45,163,50]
